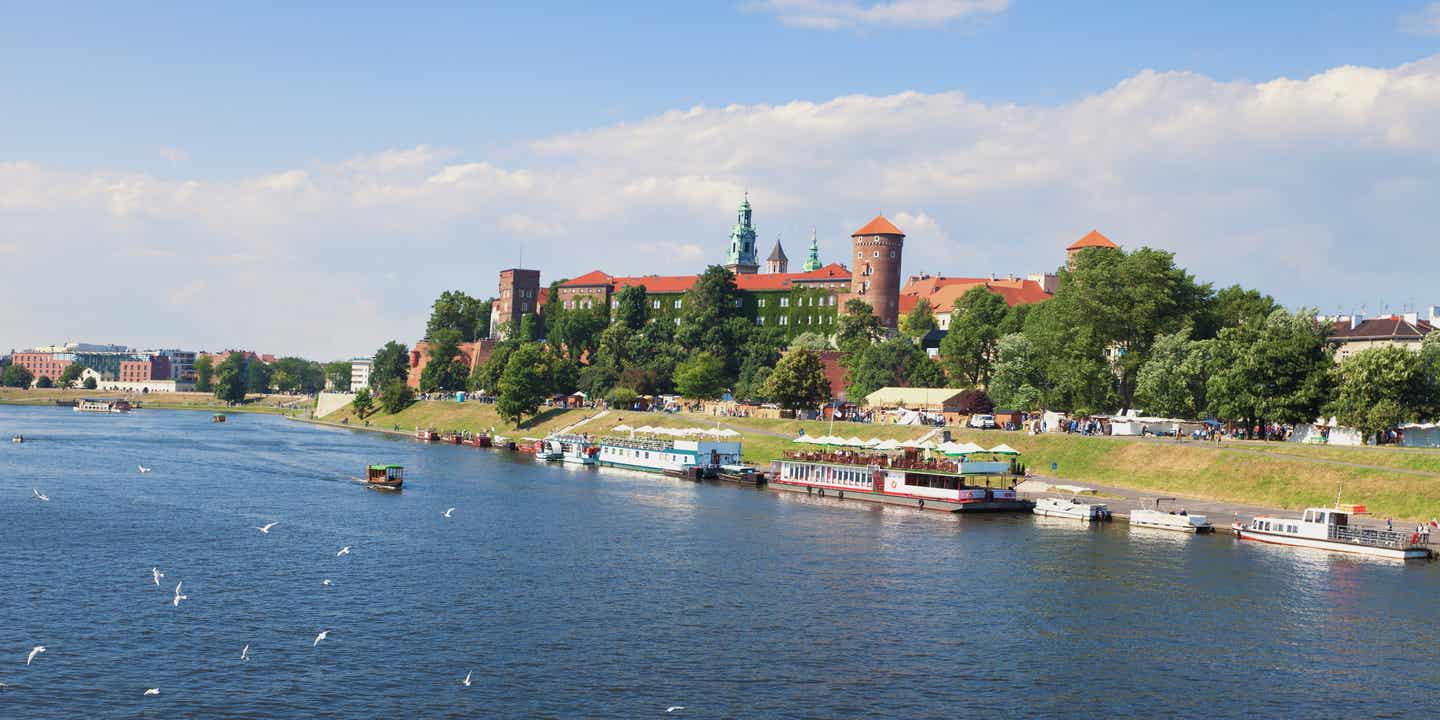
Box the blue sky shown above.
[3,1,1440,357]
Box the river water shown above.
[2,406,1438,718]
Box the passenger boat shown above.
[1233,504,1434,560]
[1129,498,1212,533]
[212,413,226,423]
[717,464,765,486]
[533,438,563,461]
[596,436,742,477]
[414,427,439,442]
[365,464,404,490]
[544,434,599,465]
[10,434,22,443]
[772,447,1032,513]
[1033,496,1112,522]
[75,398,132,413]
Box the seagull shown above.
[443,507,455,518]
[172,581,187,607]
[255,522,278,534]
[32,488,48,502]
[240,644,249,662]
[667,707,685,713]
[321,579,332,586]
[313,631,328,647]
[152,567,164,587]
[143,688,159,696]
[462,671,472,687]
[336,546,351,557]
[27,646,45,666]
[138,465,151,473]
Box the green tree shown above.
[57,363,85,388]
[762,349,833,410]
[273,357,324,394]
[470,341,518,394]
[1200,284,1280,337]
[497,344,548,425]
[613,285,649,329]
[899,297,938,338]
[1134,328,1214,418]
[517,314,541,342]
[245,359,273,394]
[419,328,468,393]
[34,375,53,388]
[788,331,830,352]
[325,360,352,391]
[843,337,932,400]
[1328,345,1430,441]
[673,352,727,399]
[836,298,883,352]
[351,387,373,418]
[379,378,414,415]
[83,376,97,390]
[426,290,493,342]
[370,341,411,390]
[734,327,787,402]
[194,355,214,392]
[213,354,248,403]
[1206,308,1332,433]
[548,306,608,363]
[939,287,1009,386]
[546,352,581,395]
[987,333,1044,410]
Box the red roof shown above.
[851,215,905,237]
[1330,316,1435,341]
[563,270,615,287]
[898,275,1052,315]
[734,263,850,291]
[1067,230,1118,251]
[559,263,851,295]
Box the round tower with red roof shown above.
[849,215,905,330]
[1066,229,1119,267]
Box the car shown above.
[968,414,996,429]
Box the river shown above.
[2,406,1437,718]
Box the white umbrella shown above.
[987,443,1022,455]
[845,436,866,447]
[634,425,655,433]
[717,428,740,437]
[864,437,884,447]
[899,439,922,448]
[948,441,985,455]
[793,435,815,443]
[612,424,632,432]
[915,439,937,450]
[875,439,903,451]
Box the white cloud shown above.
[4,56,1440,357]
[750,0,1009,29]
[1404,2,1440,35]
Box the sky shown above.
[3,1,1440,359]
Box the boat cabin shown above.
[366,464,404,488]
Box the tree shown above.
[245,359,273,394]
[370,341,411,391]
[899,297,938,339]
[1022,297,1116,414]
[836,298,883,352]
[940,287,1009,386]
[545,352,581,395]
[955,389,995,414]
[613,285,649,329]
[273,357,325,394]
[379,378,414,415]
[1328,345,1430,441]
[213,354,248,403]
[1134,328,1214,419]
[497,344,548,425]
[1200,285,1280,337]
[351,387,373,418]
[788,332,830,352]
[57,364,85,389]
[843,337,932,400]
[83,376,97,390]
[1206,308,1332,433]
[517,314,541,343]
[35,375,53,388]
[193,355,214,392]
[763,349,833,410]
[673,352,726,399]
[548,306,608,363]
[325,360,352,391]
[426,290,492,342]
[735,327,787,401]
[419,328,468,393]
[610,386,639,407]
[471,341,518,394]
[988,333,1044,410]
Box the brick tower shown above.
[489,268,541,339]
[849,215,905,330]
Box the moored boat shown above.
[717,464,766,486]
[365,464,404,490]
[75,398,132,413]
[1033,496,1112,522]
[597,436,741,477]
[772,447,1031,513]
[1129,498,1212,533]
[415,427,439,442]
[545,434,598,465]
[1233,504,1434,560]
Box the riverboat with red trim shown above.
[771,448,1032,513]
[1233,504,1434,560]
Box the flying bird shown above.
[240,644,249,662]
[313,631,328,647]
[152,567,165,587]
[443,507,455,518]
[143,688,159,696]
[27,646,45,666]
[321,579,333,586]
[336,546,351,557]
[667,707,686,713]
[255,522,278,534]
[32,488,48,502]
[138,465,151,473]
[462,671,472,687]
[172,581,187,607]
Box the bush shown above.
[955,389,994,414]
[35,375,53,389]
[83,377,98,390]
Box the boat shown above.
[74,398,132,413]
[365,464,404,490]
[212,413,226,423]
[1129,498,1213,533]
[717,464,766,486]
[1233,504,1434,560]
[10,434,22,444]
[533,439,563,461]
[772,447,1032,513]
[414,427,439,442]
[544,434,598,465]
[596,436,742,477]
[443,431,464,445]
[1033,496,1112,522]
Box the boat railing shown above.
[548,433,596,445]
[1328,524,1431,549]
[599,436,673,452]
[781,450,1008,477]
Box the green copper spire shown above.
[724,192,759,274]
[801,226,822,271]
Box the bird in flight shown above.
[138,465,151,473]
[240,644,249,662]
[336,546,351,557]
[666,707,685,713]
[313,631,328,647]
[255,522,278,534]
[32,488,48,502]
[27,646,45,666]
[172,582,187,608]
[462,671,472,687]
[443,507,456,518]
[321,579,333,586]
[152,567,165,587]
[143,688,160,696]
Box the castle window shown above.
[873,251,880,258]
[758,298,766,308]
[734,298,743,308]
[520,302,528,312]
[652,300,661,309]
[779,297,789,308]
[829,296,835,306]
[857,252,863,259]
[890,251,896,258]
[674,318,681,326]
[673,299,682,309]
[757,316,765,326]
[779,316,788,326]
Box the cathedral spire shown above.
[724,193,759,275]
[801,226,822,271]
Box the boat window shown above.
[1333,513,1347,527]
[1302,511,1312,522]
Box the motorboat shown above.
[1233,504,1433,560]
[1129,498,1213,533]
[1033,496,1112,522]
[365,464,404,490]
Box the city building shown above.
[489,268,543,340]
[350,358,373,391]
[765,237,788,274]
[898,274,1053,329]
[846,215,906,330]
[1328,313,1436,363]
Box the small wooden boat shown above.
[717,464,766,486]
[212,413,227,423]
[365,464,404,490]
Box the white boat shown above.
[1129,498,1213,533]
[1033,496,1111,522]
[545,434,598,466]
[1233,504,1434,560]
[596,436,741,476]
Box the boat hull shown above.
[1130,519,1213,533]
[1033,507,1104,522]
[771,480,1033,513]
[1234,527,1432,559]
[1129,510,1213,533]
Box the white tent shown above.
[864,437,884,447]
[717,428,740,437]
[952,441,986,454]
[987,443,1021,455]
[875,439,903,451]
[845,436,867,447]
[612,424,632,432]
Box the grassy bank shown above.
[0,388,305,414]
[314,400,593,438]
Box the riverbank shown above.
[0,388,306,414]
[307,398,1440,522]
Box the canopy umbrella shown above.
[914,439,937,450]
[947,441,985,455]
[717,428,740,437]
[612,424,632,432]
[864,437,884,447]
[987,443,1022,455]
[875,438,903,451]
[793,435,816,443]
[899,439,923,448]
[844,436,867,447]
[633,425,655,433]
